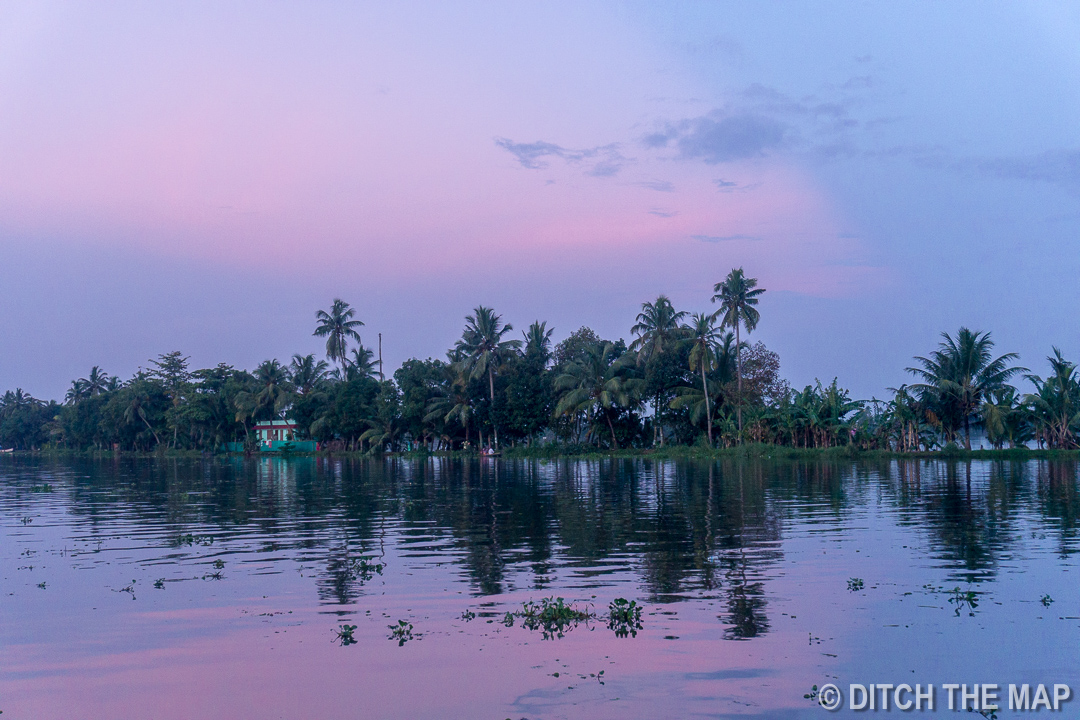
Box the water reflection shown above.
[2,455,1079,626]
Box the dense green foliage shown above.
[3,272,1078,453]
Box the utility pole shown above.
[378,333,383,380]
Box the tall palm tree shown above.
[684,312,724,446]
[554,341,632,448]
[289,354,329,396]
[314,299,364,370]
[458,306,521,447]
[907,327,1025,449]
[630,295,687,445]
[712,268,765,442]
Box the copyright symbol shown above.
[818,683,842,711]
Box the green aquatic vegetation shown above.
[847,577,864,592]
[153,578,165,589]
[175,534,214,547]
[29,483,53,493]
[388,620,416,646]
[36,581,46,589]
[948,587,979,616]
[202,571,223,581]
[1040,594,1053,607]
[335,624,358,646]
[503,597,594,640]
[804,685,820,702]
[212,559,225,570]
[607,598,643,638]
[20,517,32,525]
[460,609,476,622]
[344,557,384,583]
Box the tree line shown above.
[2,268,1078,453]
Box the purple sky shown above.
[3,2,1079,400]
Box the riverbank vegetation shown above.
[2,269,1078,454]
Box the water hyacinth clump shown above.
[503,597,594,640]
[607,598,643,638]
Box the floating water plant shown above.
[335,624,358,646]
[503,597,594,640]
[212,559,225,570]
[948,587,979,616]
[1040,594,1053,607]
[847,577,864,592]
[460,609,476,622]
[388,620,416,646]
[175,534,214,547]
[607,598,643,638]
[344,557,384,583]
[36,581,46,589]
[153,578,165,589]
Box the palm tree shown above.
[712,268,765,442]
[523,321,554,365]
[314,299,364,370]
[554,341,632,448]
[630,295,687,445]
[907,327,1025,449]
[289,354,329,396]
[1025,348,1080,449]
[346,346,379,381]
[457,306,521,447]
[65,379,89,404]
[79,366,111,397]
[630,296,686,364]
[238,359,294,423]
[684,312,724,446]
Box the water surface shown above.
[1,456,1077,718]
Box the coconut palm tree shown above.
[79,366,111,397]
[712,268,765,442]
[684,312,724,446]
[289,354,329,396]
[238,359,294,423]
[314,299,364,371]
[346,346,379,381]
[523,320,554,365]
[907,327,1025,449]
[554,341,632,448]
[630,296,687,364]
[630,295,687,445]
[457,306,521,447]
[1025,348,1080,449]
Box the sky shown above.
[2,1,1079,401]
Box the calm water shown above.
[1,456,1077,719]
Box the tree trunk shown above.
[701,362,712,447]
[735,323,743,444]
[488,366,499,448]
[606,410,619,449]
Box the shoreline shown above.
[4,444,1078,462]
